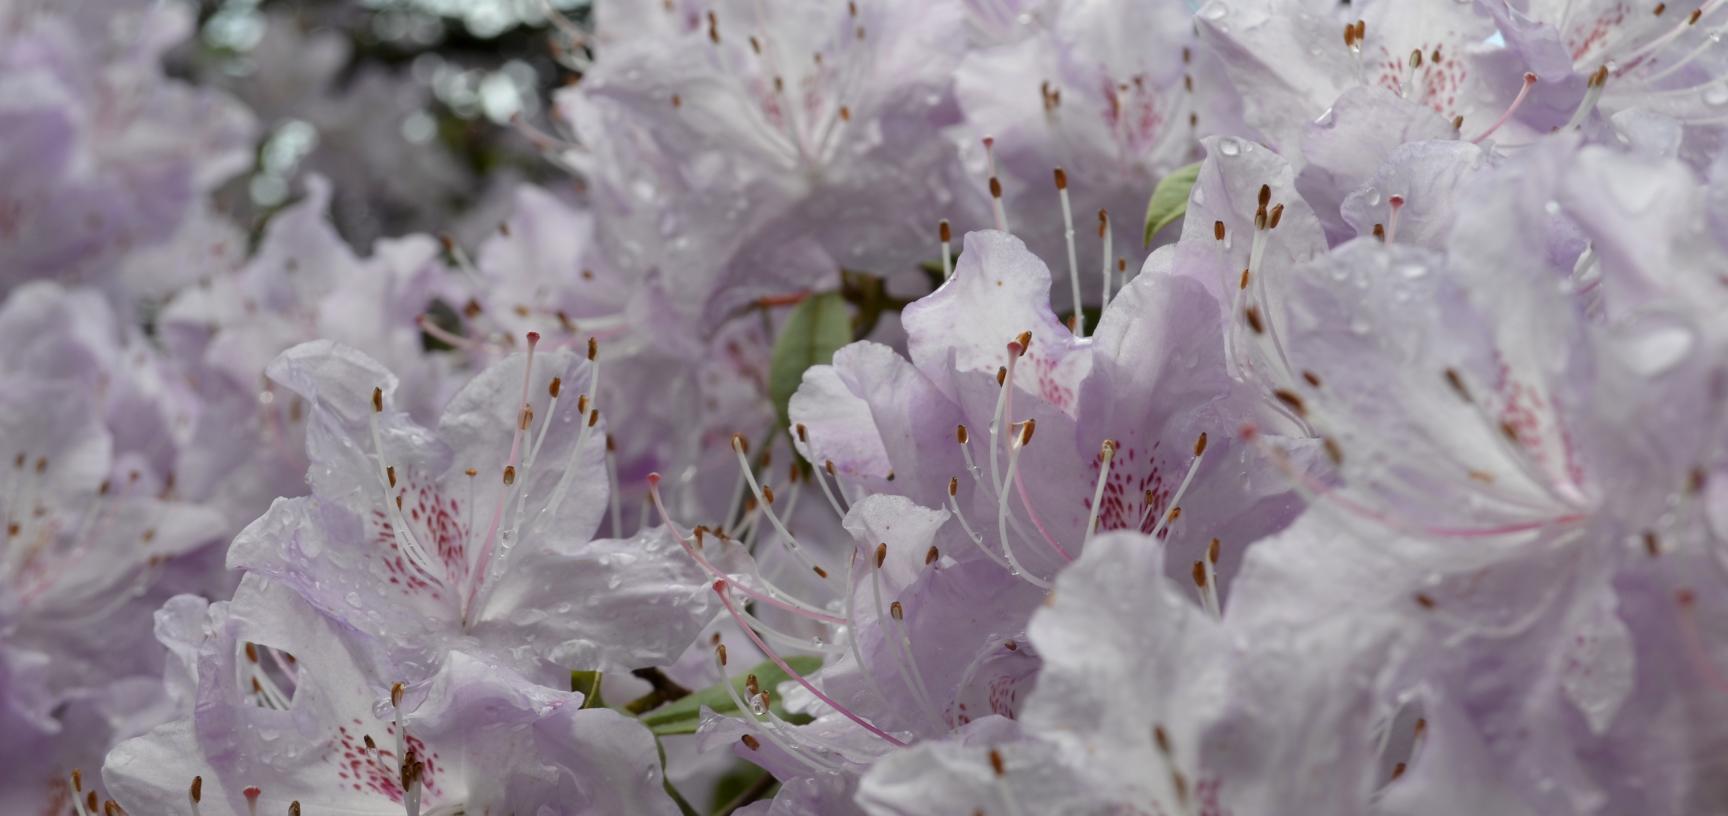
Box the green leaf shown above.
[1143,162,1203,246]
[570,670,605,709]
[641,656,823,736]
[768,292,851,428]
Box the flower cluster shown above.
[3,0,1727,813]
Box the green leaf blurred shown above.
[768,292,851,428]
[641,656,823,736]
[1143,162,1203,246]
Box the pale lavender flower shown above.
[858,530,1401,816]
[103,575,682,815]
[0,0,255,297]
[228,340,719,688]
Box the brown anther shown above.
[1154,724,1172,754]
[72,770,83,791]
[1213,220,1226,241]
[1053,168,1068,190]
[926,545,940,565]
[190,777,202,803]
[290,803,302,816]
[503,466,516,486]
[1302,370,1323,388]
[1268,203,1285,229]
[1688,8,1702,24]
[1688,467,1708,494]
[577,395,590,415]
[762,485,775,505]
[1654,2,1666,15]
[465,467,478,478]
[813,565,829,579]
[1100,438,1118,459]
[1015,330,1033,351]
[1239,267,1251,289]
[372,387,384,413]
[795,423,809,444]
[1254,209,1268,231]
[1415,593,1437,609]
[956,424,970,445]
[670,93,682,109]
[1017,418,1037,445]
[1452,114,1465,130]
[988,749,1006,776]
[1173,770,1190,804]
[706,10,720,42]
[948,477,960,497]
[716,643,729,666]
[740,734,761,750]
[1409,48,1423,68]
[587,337,599,361]
[1343,22,1355,47]
[996,366,1008,386]
[1167,506,1182,522]
[1372,223,1386,241]
[245,642,260,663]
[1098,209,1109,238]
[520,404,534,430]
[1272,389,1307,417]
[86,792,98,812]
[989,177,1003,199]
[875,543,888,568]
[1323,437,1344,466]
[890,601,904,621]
[1192,561,1208,588]
[1499,421,1520,444]
[1414,718,1427,737]
[1209,538,1221,564]
[391,682,406,707]
[364,734,377,750]
[587,408,600,428]
[1644,531,1660,557]
[1443,368,1471,401]
[1353,20,1366,43]
[1391,762,1407,780]
[825,460,837,476]
[1244,306,1265,334]
[838,105,852,122]
[939,220,952,243]
[549,377,562,398]
[1194,432,1209,457]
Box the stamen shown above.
[1084,440,1118,543]
[1055,169,1083,336]
[714,581,909,747]
[537,339,606,532]
[984,137,1009,232]
[710,644,842,773]
[189,777,202,816]
[1150,433,1208,540]
[605,435,623,535]
[647,474,845,624]
[1385,195,1405,243]
[1098,209,1113,312]
[732,434,830,576]
[998,421,1054,589]
[939,220,954,280]
[1472,73,1537,144]
[870,543,947,730]
[1563,65,1611,130]
[841,551,899,712]
[367,388,440,581]
[466,333,542,620]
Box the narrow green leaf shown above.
[1143,162,1203,246]
[641,656,823,736]
[768,292,851,427]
